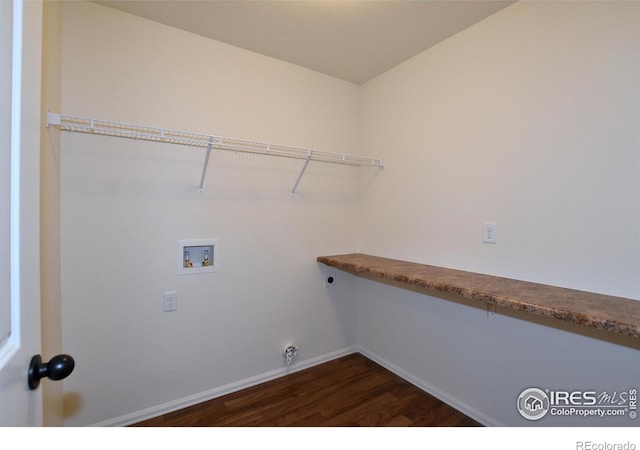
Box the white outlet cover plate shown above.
[483,222,497,244]
[163,291,177,312]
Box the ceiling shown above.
[94,1,514,85]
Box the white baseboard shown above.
[91,345,358,427]
[356,347,504,427]
[91,345,500,427]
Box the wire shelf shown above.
[48,113,383,193]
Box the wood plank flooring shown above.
[131,353,481,427]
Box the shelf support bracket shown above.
[198,136,214,192]
[291,150,313,194]
[46,111,61,128]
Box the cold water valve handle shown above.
[28,354,75,390]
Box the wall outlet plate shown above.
[483,222,497,244]
[163,291,177,312]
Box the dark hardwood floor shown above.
[131,353,481,427]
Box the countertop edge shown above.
[317,254,640,340]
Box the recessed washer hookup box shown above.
[178,239,218,275]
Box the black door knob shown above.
[28,354,75,390]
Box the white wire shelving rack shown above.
[47,113,384,193]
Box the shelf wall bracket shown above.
[291,150,313,194]
[47,111,61,128]
[198,136,214,191]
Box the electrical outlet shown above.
[483,222,497,244]
[323,272,336,287]
[163,291,177,312]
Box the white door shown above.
[0,0,45,426]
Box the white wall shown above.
[60,0,640,427]
[357,1,640,426]
[60,2,362,426]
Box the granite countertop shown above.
[317,253,640,340]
